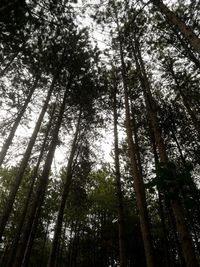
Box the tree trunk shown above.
[150,0,200,54]
[0,76,39,166]
[12,77,72,267]
[0,76,56,241]
[112,76,126,267]
[117,31,156,267]
[40,219,50,267]
[48,110,81,267]
[5,102,56,267]
[133,39,199,267]
[21,203,43,267]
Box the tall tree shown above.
[111,70,126,267]
[132,34,198,267]
[48,110,82,267]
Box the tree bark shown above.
[150,0,200,54]
[133,39,199,267]
[149,123,172,267]
[112,76,126,267]
[12,77,72,267]
[0,76,56,241]
[0,76,39,166]
[117,30,156,267]
[5,102,56,267]
[48,110,81,267]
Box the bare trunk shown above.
[0,76,56,241]
[12,78,71,267]
[48,110,81,267]
[112,78,126,267]
[0,76,39,166]
[21,203,43,267]
[151,0,200,54]
[118,36,156,267]
[6,103,56,267]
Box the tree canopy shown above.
[0,0,200,267]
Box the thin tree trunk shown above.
[12,78,72,267]
[117,33,156,267]
[133,39,199,267]
[0,76,56,241]
[112,77,126,267]
[170,125,186,164]
[68,224,74,267]
[150,0,200,54]
[58,221,67,267]
[0,76,39,166]
[21,203,43,267]
[40,218,50,267]
[5,102,56,267]
[48,110,82,267]
[130,104,144,178]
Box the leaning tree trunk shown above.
[133,39,199,267]
[117,29,156,267]
[5,102,56,267]
[150,0,200,54]
[12,77,72,267]
[112,77,126,267]
[48,110,81,267]
[0,76,57,241]
[0,75,40,166]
